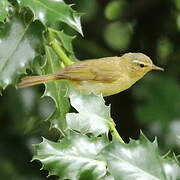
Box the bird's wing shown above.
[56,57,121,82]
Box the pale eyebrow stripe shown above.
[132,60,142,64]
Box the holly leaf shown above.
[42,46,70,131]
[102,132,180,180]
[40,29,76,132]
[48,29,78,61]
[0,0,10,22]
[52,30,75,55]
[18,0,83,35]
[0,15,43,91]
[33,132,108,179]
[163,155,180,180]
[66,91,110,136]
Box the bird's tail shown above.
[18,75,58,88]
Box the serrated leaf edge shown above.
[17,0,83,35]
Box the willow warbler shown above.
[18,52,164,96]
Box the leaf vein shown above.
[0,19,32,73]
[109,153,162,180]
[32,0,67,21]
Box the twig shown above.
[109,119,125,144]
[47,28,73,66]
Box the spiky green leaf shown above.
[40,29,76,131]
[102,133,180,180]
[66,91,110,136]
[48,28,77,61]
[33,132,108,179]
[0,15,43,91]
[52,29,75,55]
[18,0,83,34]
[42,46,70,131]
[163,156,180,180]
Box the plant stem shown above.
[48,28,73,66]
[109,119,125,144]
[50,41,73,66]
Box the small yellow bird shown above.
[18,53,164,96]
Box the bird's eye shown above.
[133,60,146,68]
[139,63,145,68]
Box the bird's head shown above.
[121,52,164,79]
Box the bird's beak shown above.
[151,64,164,71]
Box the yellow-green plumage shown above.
[18,53,164,96]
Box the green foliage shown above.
[105,0,126,20]
[0,0,10,22]
[133,75,180,131]
[0,15,43,91]
[0,0,179,179]
[42,46,70,131]
[33,129,180,179]
[104,22,133,50]
[67,91,110,136]
[157,38,173,63]
[33,132,108,180]
[40,28,77,132]
[102,134,180,180]
[18,0,83,34]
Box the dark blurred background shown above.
[0,0,180,179]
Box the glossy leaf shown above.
[0,15,43,91]
[42,46,70,131]
[66,91,110,136]
[52,30,75,54]
[48,28,78,61]
[40,28,76,131]
[102,133,179,180]
[163,156,180,180]
[18,0,83,34]
[33,132,108,179]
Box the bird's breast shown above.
[71,76,135,96]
